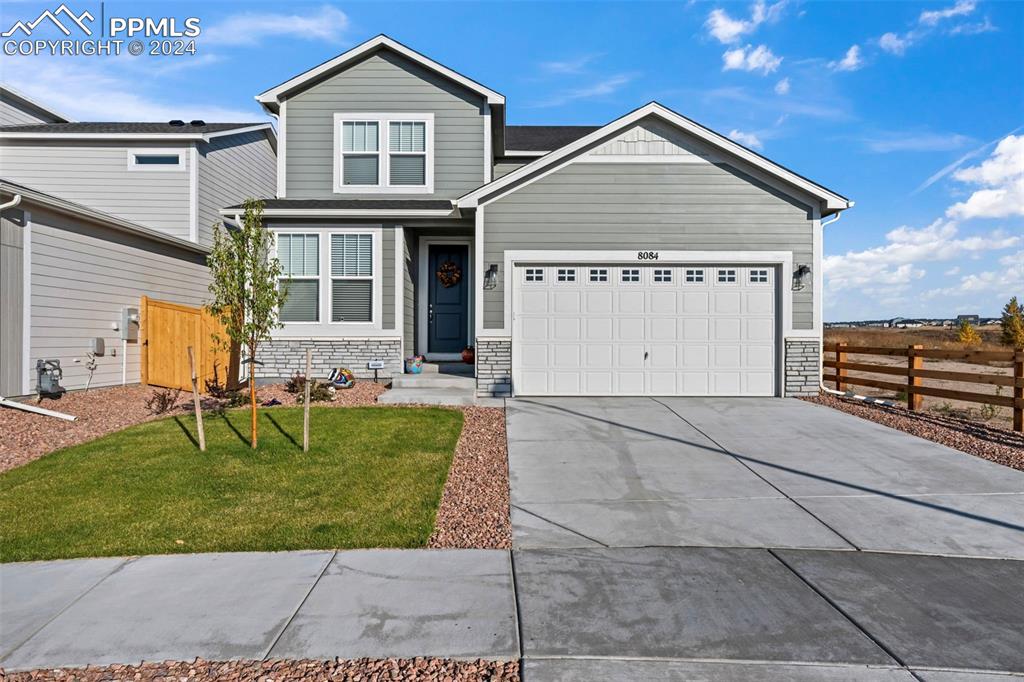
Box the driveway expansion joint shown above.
[263,550,337,661]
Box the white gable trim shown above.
[256,35,504,110]
[458,103,851,213]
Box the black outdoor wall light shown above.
[484,263,499,289]
[792,263,811,291]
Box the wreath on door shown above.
[436,260,462,288]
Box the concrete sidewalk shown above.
[3,548,1022,678]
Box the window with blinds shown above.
[331,233,373,322]
[389,121,426,185]
[276,233,319,322]
[341,121,379,185]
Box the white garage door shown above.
[512,264,777,396]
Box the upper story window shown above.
[334,113,433,194]
[127,149,184,171]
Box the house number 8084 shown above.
[637,251,659,260]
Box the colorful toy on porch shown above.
[328,367,355,389]
[406,355,425,374]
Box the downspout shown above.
[0,193,22,211]
[817,203,895,406]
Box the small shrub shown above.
[205,377,247,408]
[145,388,181,415]
[285,372,334,402]
[957,320,982,346]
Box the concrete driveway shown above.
[508,397,1024,557]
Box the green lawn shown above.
[0,406,463,562]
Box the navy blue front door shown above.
[428,244,469,354]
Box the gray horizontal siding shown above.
[0,140,192,240]
[382,227,395,330]
[197,132,276,247]
[403,226,416,358]
[0,98,58,125]
[494,158,530,179]
[483,161,814,330]
[285,50,485,200]
[28,206,209,392]
[1,209,25,394]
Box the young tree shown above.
[957,319,982,346]
[206,199,286,448]
[1001,296,1024,347]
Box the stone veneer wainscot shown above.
[476,338,511,398]
[257,338,403,380]
[785,338,821,397]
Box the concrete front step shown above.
[392,374,476,389]
[378,388,477,406]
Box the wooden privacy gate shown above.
[140,296,237,392]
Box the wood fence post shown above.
[835,342,847,393]
[139,296,148,386]
[1014,348,1023,433]
[908,344,923,411]
[303,348,312,452]
[188,346,206,452]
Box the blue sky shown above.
[2,0,1021,320]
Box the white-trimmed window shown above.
[334,113,434,193]
[557,268,576,283]
[127,149,184,171]
[717,268,738,283]
[589,268,608,282]
[524,267,544,283]
[653,268,673,283]
[330,233,374,322]
[749,268,770,284]
[276,233,320,322]
[685,268,705,283]
[621,268,641,283]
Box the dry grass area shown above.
[825,325,1007,359]
[824,325,1018,429]
[1,658,520,681]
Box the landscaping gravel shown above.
[0,383,386,473]
[804,393,1024,472]
[1,658,520,681]
[429,407,512,550]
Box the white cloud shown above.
[946,136,1024,220]
[830,45,863,72]
[539,54,599,75]
[532,74,634,107]
[722,44,782,74]
[705,1,788,44]
[201,5,349,46]
[0,56,259,122]
[864,132,972,153]
[774,77,790,94]
[824,220,1020,296]
[924,250,1024,299]
[879,32,908,55]
[949,17,997,35]
[944,266,961,276]
[728,129,763,149]
[919,0,976,26]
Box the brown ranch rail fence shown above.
[140,296,237,393]
[823,342,1024,432]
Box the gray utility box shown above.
[121,307,139,341]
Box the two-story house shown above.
[0,90,276,395]
[237,35,851,399]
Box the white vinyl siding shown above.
[330,233,373,322]
[277,233,319,322]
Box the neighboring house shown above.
[0,85,71,126]
[0,111,277,396]
[957,314,980,326]
[231,34,852,398]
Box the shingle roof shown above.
[504,125,601,152]
[0,122,265,134]
[224,199,454,211]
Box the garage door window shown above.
[653,268,673,283]
[717,268,737,284]
[589,268,608,283]
[621,268,641,283]
[557,268,577,283]
[685,268,705,284]
[749,268,770,284]
[524,268,544,283]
